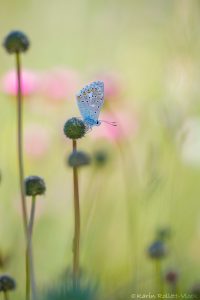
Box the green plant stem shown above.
[3,291,9,300]
[72,139,80,290]
[26,246,36,300]
[155,260,164,294]
[16,52,28,238]
[15,52,34,300]
[29,196,36,237]
[27,195,37,300]
[25,251,30,300]
[172,283,178,294]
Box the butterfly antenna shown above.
[100,120,117,126]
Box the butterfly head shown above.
[96,120,101,126]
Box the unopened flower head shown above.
[156,227,171,241]
[25,176,46,197]
[148,240,167,259]
[68,151,91,168]
[3,31,30,54]
[93,150,108,167]
[0,275,16,292]
[63,117,86,140]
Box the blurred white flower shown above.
[179,118,200,167]
[165,60,199,110]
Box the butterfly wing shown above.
[76,81,104,124]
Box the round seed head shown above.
[156,227,171,241]
[25,176,46,196]
[0,275,16,292]
[63,118,86,139]
[148,240,167,259]
[3,31,30,54]
[93,150,108,167]
[68,151,91,167]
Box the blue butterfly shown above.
[76,81,116,129]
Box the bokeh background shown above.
[1,0,200,298]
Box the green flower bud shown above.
[156,227,171,241]
[94,150,108,167]
[147,240,167,259]
[63,118,86,140]
[68,151,91,167]
[25,176,46,197]
[3,31,30,54]
[0,275,16,292]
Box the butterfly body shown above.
[84,117,101,127]
[76,81,104,129]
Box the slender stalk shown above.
[25,251,30,300]
[27,195,37,300]
[16,51,28,236]
[72,140,80,290]
[15,52,35,300]
[3,291,9,300]
[155,260,164,294]
[29,196,36,237]
[171,283,178,294]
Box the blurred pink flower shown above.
[40,68,80,102]
[90,111,138,142]
[95,72,123,99]
[24,124,51,158]
[1,69,38,97]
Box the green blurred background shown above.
[1,0,200,298]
